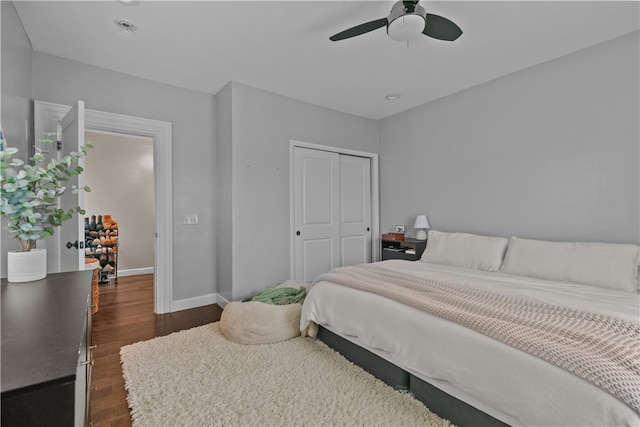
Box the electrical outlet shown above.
[183,213,198,225]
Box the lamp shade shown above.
[387,14,425,41]
[414,215,430,229]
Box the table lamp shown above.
[414,215,430,241]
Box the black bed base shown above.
[317,325,410,390]
[317,326,509,427]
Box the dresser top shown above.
[1,271,91,394]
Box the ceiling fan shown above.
[329,0,462,43]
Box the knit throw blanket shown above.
[314,264,640,412]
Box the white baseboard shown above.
[170,293,229,313]
[115,267,229,313]
[118,267,155,277]
[216,294,230,308]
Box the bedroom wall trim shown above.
[288,139,380,280]
[171,293,229,312]
[118,267,155,277]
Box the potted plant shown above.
[1,132,92,282]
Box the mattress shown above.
[300,260,640,427]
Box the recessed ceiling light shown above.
[385,94,402,101]
[115,18,138,33]
[117,0,140,5]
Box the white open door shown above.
[58,100,86,272]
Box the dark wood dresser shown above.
[1,271,93,426]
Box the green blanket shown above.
[250,287,306,305]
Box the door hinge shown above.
[57,140,62,151]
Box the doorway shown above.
[34,100,173,314]
[84,131,155,277]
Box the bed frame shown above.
[317,326,509,427]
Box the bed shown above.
[300,231,640,426]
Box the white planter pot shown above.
[7,249,47,283]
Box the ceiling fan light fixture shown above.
[329,0,461,43]
[387,14,425,41]
[386,1,427,41]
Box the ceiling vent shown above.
[115,18,138,33]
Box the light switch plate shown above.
[183,213,198,225]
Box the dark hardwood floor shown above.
[90,274,223,427]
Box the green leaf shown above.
[1,134,93,241]
[3,182,17,192]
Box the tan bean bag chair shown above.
[219,301,302,345]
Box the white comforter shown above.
[300,260,640,427]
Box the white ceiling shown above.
[12,1,640,120]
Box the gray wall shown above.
[218,82,380,300]
[84,131,155,272]
[379,31,640,245]
[1,1,33,275]
[30,52,217,302]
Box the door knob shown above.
[296,231,301,236]
[66,240,79,249]
[367,227,370,231]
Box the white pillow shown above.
[501,237,640,293]
[420,230,509,272]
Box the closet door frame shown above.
[289,140,380,280]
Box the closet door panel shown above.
[293,147,340,281]
[293,147,372,281]
[301,239,335,283]
[339,155,372,266]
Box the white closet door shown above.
[293,147,341,282]
[293,147,372,281]
[339,154,371,266]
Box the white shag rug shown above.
[120,322,452,427]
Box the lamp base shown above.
[416,229,427,241]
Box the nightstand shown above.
[381,237,427,261]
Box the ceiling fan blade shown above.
[329,18,388,41]
[423,13,463,41]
